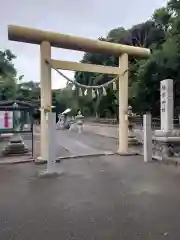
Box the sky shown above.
[0,0,167,89]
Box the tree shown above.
[74,17,167,117]
[153,7,172,32]
[0,49,18,100]
[0,49,17,77]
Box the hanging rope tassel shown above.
[113,81,117,90]
[103,87,107,96]
[72,84,76,91]
[84,89,88,96]
[79,88,83,96]
[45,60,127,91]
[92,89,96,99]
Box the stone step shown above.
[2,142,29,156]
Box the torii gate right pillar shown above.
[118,53,128,153]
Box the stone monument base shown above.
[128,131,140,146]
[152,130,180,160]
[2,134,28,156]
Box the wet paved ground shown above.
[1,155,180,239]
[56,130,117,154]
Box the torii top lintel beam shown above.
[8,25,151,57]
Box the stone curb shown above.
[35,152,115,165]
[0,158,34,165]
[116,152,139,156]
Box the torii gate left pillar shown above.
[40,41,52,161]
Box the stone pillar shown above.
[143,114,152,162]
[153,79,180,161]
[40,41,52,160]
[47,112,56,173]
[160,79,173,132]
[118,53,128,153]
[38,112,60,177]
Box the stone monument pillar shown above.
[153,79,180,161]
[160,79,174,132]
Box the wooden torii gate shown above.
[8,25,150,160]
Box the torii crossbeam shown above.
[8,25,150,160]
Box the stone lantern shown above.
[127,105,138,145]
[75,110,84,133]
[2,102,28,156]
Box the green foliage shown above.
[73,0,180,117]
[0,49,17,77]
[0,49,17,100]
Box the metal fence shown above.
[132,117,180,130]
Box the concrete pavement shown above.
[1,155,180,239]
[56,130,113,157]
